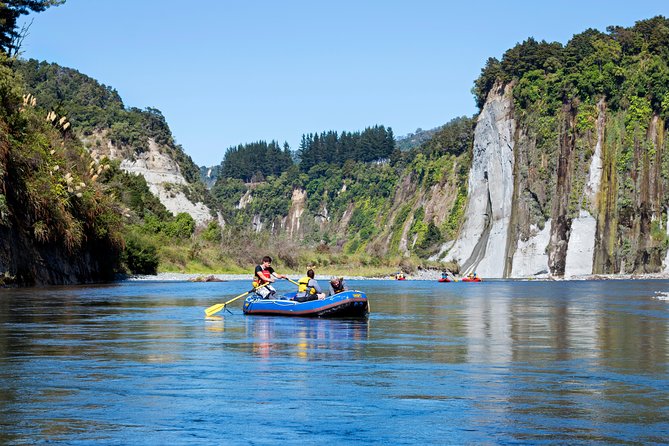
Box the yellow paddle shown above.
[284,277,299,286]
[204,282,269,317]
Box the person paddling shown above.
[253,255,286,299]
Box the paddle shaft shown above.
[204,282,269,317]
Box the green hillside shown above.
[4,5,669,281]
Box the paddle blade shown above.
[205,303,225,317]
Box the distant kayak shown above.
[396,277,406,281]
[242,290,369,318]
[438,277,452,282]
[461,277,482,282]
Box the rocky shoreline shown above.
[123,270,669,282]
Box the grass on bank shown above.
[129,228,445,278]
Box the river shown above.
[0,279,667,444]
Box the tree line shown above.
[472,16,669,114]
[298,125,395,172]
[219,125,396,182]
[220,141,293,183]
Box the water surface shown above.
[1,279,668,444]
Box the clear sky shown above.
[18,1,669,167]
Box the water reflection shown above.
[205,316,369,362]
[0,279,667,444]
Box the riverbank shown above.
[123,270,669,282]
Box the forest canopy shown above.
[218,125,396,182]
[472,16,669,114]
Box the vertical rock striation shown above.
[445,83,515,276]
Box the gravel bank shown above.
[123,270,669,282]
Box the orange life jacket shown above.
[253,268,272,287]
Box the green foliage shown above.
[474,16,669,116]
[0,54,125,283]
[415,221,442,258]
[210,177,247,213]
[163,212,195,239]
[107,108,174,152]
[575,103,597,133]
[444,185,467,238]
[16,60,206,204]
[472,57,503,109]
[200,220,222,243]
[247,177,293,220]
[625,96,652,130]
[122,233,159,275]
[299,125,395,172]
[415,116,474,159]
[101,161,170,220]
[395,126,441,151]
[16,59,123,129]
[220,140,293,182]
[408,207,427,246]
[389,203,412,252]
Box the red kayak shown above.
[461,277,482,282]
[438,277,452,282]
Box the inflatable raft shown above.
[242,290,369,318]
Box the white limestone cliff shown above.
[285,188,306,237]
[87,136,212,225]
[444,83,515,277]
[564,210,597,277]
[511,222,551,278]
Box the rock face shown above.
[119,140,211,225]
[510,222,551,277]
[87,136,212,225]
[442,84,668,278]
[0,221,119,286]
[284,188,306,237]
[564,210,596,277]
[445,83,515,277]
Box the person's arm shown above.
[270,267,286,280]
[329,284,336,296]
[310,279,322,294]
[254,266,264,282]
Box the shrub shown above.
[122,235,159,275]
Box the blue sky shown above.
[19,1,669,166]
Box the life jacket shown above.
[331,280,345,294]
[298,276,316,295]
[253,267,272,287]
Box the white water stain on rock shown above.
[511,221,551,278]
[564,210,596,278]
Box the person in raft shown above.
[329,276,348,295]
[294,269,325,302]
[253,255,287,299]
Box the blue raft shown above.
[242,290,369,318]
